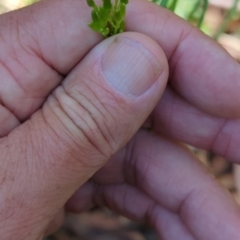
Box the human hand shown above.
[0,0,169,239]
[0,0,240,240]
[65,0,240,240]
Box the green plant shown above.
[86,0,209,37]
[153,0,209,28]
[86,0,128,37]
[86,0,240,39]
[214,0,240,39]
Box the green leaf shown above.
[169,0,178,12]
[114,10,122,22]
[102,27,110,36]
[120,0,128,4]
[90,10,107,31]
[160,0,169,8]
[86,0,97,8]
[103,0,112,10]
[86,0,128,37]
[98,6,110,20]
[198,0,208,28]
[89,22,100,31]
[91,10,99,22]
[119,3,126,17]
[119,21,125,31]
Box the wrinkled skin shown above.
[0,0,240,239]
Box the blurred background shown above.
[0,0,239,239]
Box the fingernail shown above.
[102,37,162,97]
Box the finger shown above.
[126,0,240,118]
[0,32,168,239]
[126,132,240,239]
[67,182,195,240]
[0,0,100,122]
[79,131,240,239]
[152,87,240,163]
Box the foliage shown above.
[152,0,209,28]
[213,0,240,39]
[85,0,212,36]
[1,0,239,39]
[154,0,240,38]
[86,0,128,37]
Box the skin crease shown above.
[0,0,239,240]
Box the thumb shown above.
[0,32,168,239]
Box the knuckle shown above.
[45,81,119,168]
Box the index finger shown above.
[0,0,101,122]
[126,0,240,118]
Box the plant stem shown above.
[188,0,201,20]
[214,0,240,40]
[197,0,208,28]
[160,0,169,8]
[169,0,179,12]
